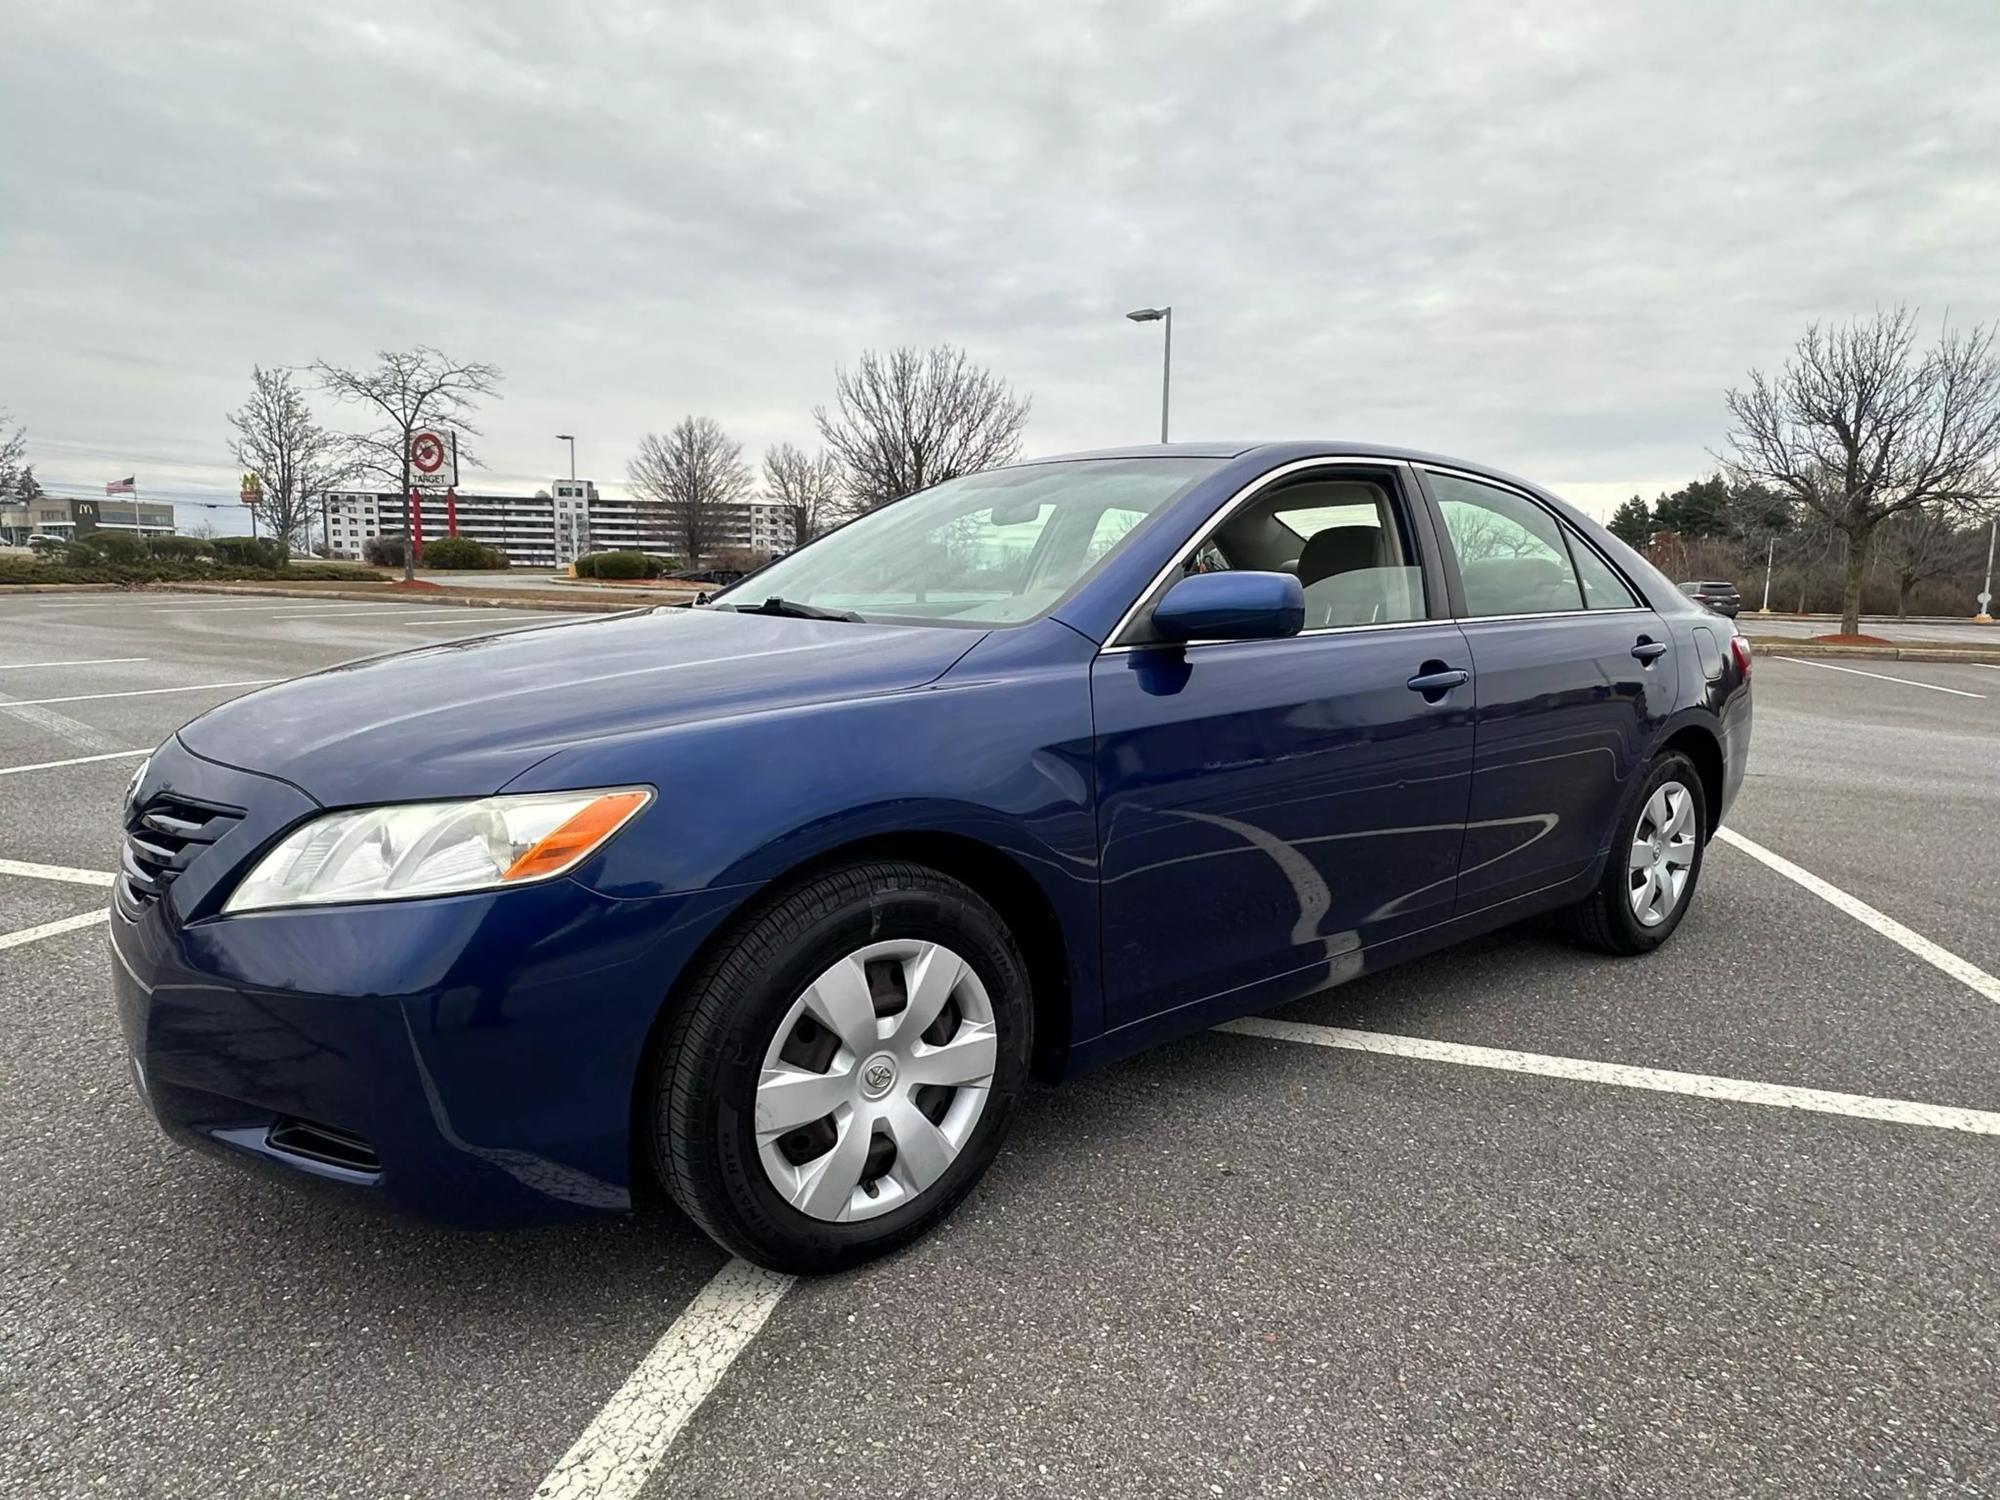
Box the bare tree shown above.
[1724,307,2000,635]
[814,345,1030,516]
[762,443,840,549]
[1873,507,1980,621]
[628,417,752,565]
[313,347,501,580]
[226,366,355,553]
[0,409,25,498]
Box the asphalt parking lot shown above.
[4,591,1998,1499]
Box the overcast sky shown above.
[3,0,1997,526]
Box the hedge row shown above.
[363,534,509,569]
[1,558,372,586]
[574,550,678,579]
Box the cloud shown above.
[2,0,1995,517]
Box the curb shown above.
[145,583,647,615]
[1748,641,2000,665]
[0,583,125,594]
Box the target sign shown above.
[409,429,450,480]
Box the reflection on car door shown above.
[1421,469,1679,913]
[1090,463,1476,1037]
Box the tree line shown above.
[11,341,1029,578]
[1608,307,2000,630]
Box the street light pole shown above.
[556,434,576,482]
[1126,306,1172,443]
[1977,515,1996,625]
[1759,535,1774,615]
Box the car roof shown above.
[1016,440,1558,496]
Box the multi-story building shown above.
[748,499,793,555]
[322,480,759,569]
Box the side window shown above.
[1429,472,1584,617]
[1193,474,1425,627]
[1570,535,1639,609]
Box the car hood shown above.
[177,608,985,806]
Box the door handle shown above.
[1631,639,1668,664]
[1406,665,1470,699]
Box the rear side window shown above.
[1429,472,1583,616]
[1571,537,1640,609]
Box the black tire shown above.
[651,859,1032,1274]
[1563,750,1708,956]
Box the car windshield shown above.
[706,457,1221,626]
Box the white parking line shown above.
[0,749,149,778]
[1774,656,1986,698]
[0,858,117,886]
[1219,1017,2000,1135]
[0,910,109,952]
[532,1258,794,1500]
[1717,828,2000,1005]
[0,658,149,671]
[6,679,280,707]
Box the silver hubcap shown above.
[755,939,997,1223]
[1628,779,1697,928]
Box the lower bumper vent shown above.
[266,1117,382,1175]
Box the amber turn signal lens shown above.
[500,791,651,882]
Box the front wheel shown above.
[1563,750,1708,955]
[651,860,1032,1273]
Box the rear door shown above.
[1090,460,1476,1034]
[1417,467,1678,915]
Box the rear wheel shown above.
[651,860,1031,1273]
[1564,750,1707,955]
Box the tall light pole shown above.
[1977,515,1996,625]
[1126,306,1172,443]
[1759,535,1775,615]
[556,434,576,482]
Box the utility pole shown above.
[1759,535,1774,615]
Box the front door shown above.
[1090,462,1476,1036]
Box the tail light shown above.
[1728,634,1753,681]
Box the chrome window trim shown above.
[1100,455,1422,651]
[1455,607,1651,624]
[1100,614,1448,656]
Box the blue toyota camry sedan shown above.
[112,442,1752,1272]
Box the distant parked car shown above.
[26,533,67,555]
[112,441,1752,1273]
[667,564,753,587]
[1678,579,1741,617]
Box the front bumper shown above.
[110,737,747,1228]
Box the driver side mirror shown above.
[1150,570,1304,643]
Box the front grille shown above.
[120,792,243,907]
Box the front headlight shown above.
[222,787,652,915]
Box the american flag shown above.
[105,477,136,495]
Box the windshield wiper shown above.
[721,596,865,623]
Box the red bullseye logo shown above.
[410,432,446,475]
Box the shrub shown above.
[420,535,509,570]
[73,531,151,563]
[211,535,289,569]
[147,534,214,561]
[589,550,649,580]
[572,553,597,577]
[364,534,407,567]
